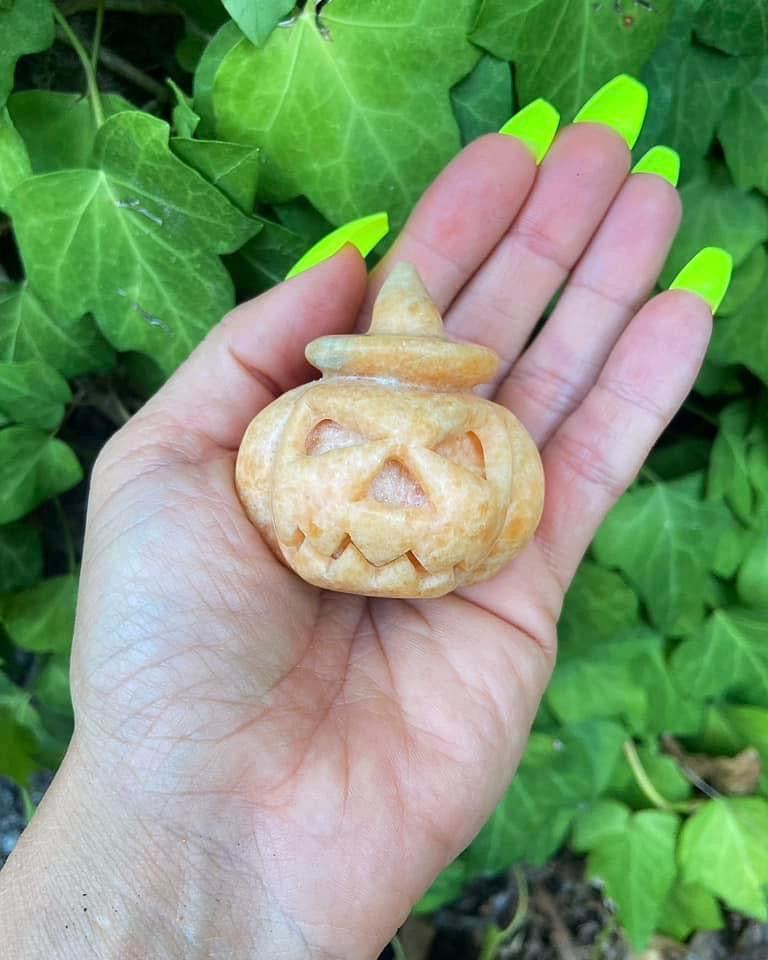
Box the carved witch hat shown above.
[305,262,500,389]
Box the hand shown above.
[1,120,715,959]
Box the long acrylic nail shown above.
[499,98,560,164]
[286,212,390,279]
[632,145,680,187]
[669,247,733,314]
[573,74,648,149]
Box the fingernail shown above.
[286,212,390,279]
[573,74,648,149]
[669,247,733,313]
[632,145,680,187]
[499,98,560,164]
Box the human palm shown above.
[68,125,709,958]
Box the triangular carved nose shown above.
[367,458,428,508]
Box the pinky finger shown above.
[535,252,730,590]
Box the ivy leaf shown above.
[450,54,512,144]
[737,535,768,611]
[593,474,731,635]
[587,810,680,950]
[0,0,53,107]
[212,0,479,231]
[707,400,754,521]
[660,165,768,288]
[0,675,44,786]
[0,284,114,378]
[221,0,294,47]
[571,800,631,854]
[8,111,259,375]
[546,647,646,731]
[0,426,82,524]
[557,561,639,658]
[472,0,672,119]
[466,720,627,872]
[658,882,724,941]
[712,273,768,384]
[679,797,768,920]
[1,574,78,654]
[167,78,199,139]
[718,244,767,317]
[0,522,42,592]
[0,107,30,210]
[224,218,305,298]
[171,137,259,212]
[637,11,756,175]
[695,0,768,55]
[193,20,243,138]
[7,91,133,173]
[0,359,71,430]
[672,608,768,706]
[712,522,755,579]
[719,59,768,195]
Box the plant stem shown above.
[390,935,408,960]
[479,865,529,960]
[623,740,693,814]
[639,464,662,484]
[97,45,169,99]
[53,11,105,127]
[91,0,105,69]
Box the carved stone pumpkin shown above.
[236,262,544,598]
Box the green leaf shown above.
[712,522,754,579]
[571,800,631,854]
[695,0,768,55]
[413,860,467,915]
[679,797,768,920]
[0,426,82,524]
[738,536,768,610]
[718,59,768,194]
[717,244,767,317]
[0,284,114,378]
[471,0,672,120]
[587,810,679,951]
[167,78,200,139]
[0,522,42,592]
[0,107,30,210]
[32,652,71,716]
[658,882,724,941]
[8,111,258,375]
[212,0,479,231]
[660,165,768,288]
[221,0,294,47]
[593,474,732,634]
[193,20,243,138]
[7,91,133,173]
[647,437,712,480]
[558,561,639,657]
[707,400,753,521]
[609,743,692,810]
[0,0,53,107]
[1,574,78,654]
[466,720,627,872]
[637,16,757,174]
[712,273,768,384]
[0,359,71,430]
[0,676,44,786]
[224,218,305,298]
[672,608,768,706]
[171,137,259,212]
[547,648,646,731]
[450,54,512,144]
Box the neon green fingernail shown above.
[632,145,680,187]
[286,212,390,279]
[499,98,560,164]
[573,74,648,149]
[669,247,733,314]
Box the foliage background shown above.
[1,0,767,951]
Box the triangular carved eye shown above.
[367,459,429,508]
[305,419,367,455]
[433,431,486,477]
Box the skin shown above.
[0,123,711,960]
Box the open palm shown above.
[68,123,710,958]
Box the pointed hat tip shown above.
[370,261,445,337]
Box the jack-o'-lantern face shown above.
[270,381,515,596]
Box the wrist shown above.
[0,742,323,960]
